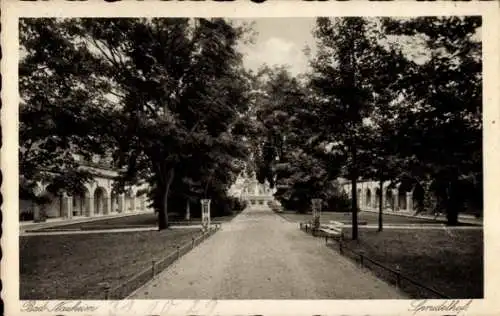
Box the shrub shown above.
[325,192,354,213]
[20,209,34,221]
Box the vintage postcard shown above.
[2,0,499,315]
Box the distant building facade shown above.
[228,174,276,206]
[20,155,154,222]
[339,178,419,214]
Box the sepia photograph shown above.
[17,14,484,300]
[2,1,500,315]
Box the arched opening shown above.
[398,190,407,210]
[357,188,362,207]
[94,187,108,215]
[412,183,425,214]
[365,189,372,208]
[110,189,120,213]
[398,179,415,211]
[73,186,91,217]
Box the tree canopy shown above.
[20,16,483,229]
[20,18,255,228]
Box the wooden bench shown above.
[320,221,344,242]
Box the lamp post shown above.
[201,199,211,231]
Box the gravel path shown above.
[128,206,406,299]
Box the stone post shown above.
[311,198,322,231]
[201,199,211,231]
[406,192,413,213]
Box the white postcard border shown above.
[2,1,499,315]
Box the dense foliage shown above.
[255,17,482,231]
[21,16,482,232]
[20,18,254,228]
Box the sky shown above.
[235,18,318,76]
[234,17,482,76]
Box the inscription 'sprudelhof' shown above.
[21,301,99,313]
[409,299,473,315]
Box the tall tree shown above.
[251,66,331,211]
[309,17,383,240]
[19,19,110,206]
[22,18,254,229]
[382,16,482,225]
[355,41,411,231]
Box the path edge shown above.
[121,224,222,300]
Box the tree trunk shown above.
[378,178,383,232]
[446,207,459,226]
[351,143,358,240]
[204,177,211,199]
[158,168,175,231]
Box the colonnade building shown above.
[19,155,154,222]
[340,179,422,214]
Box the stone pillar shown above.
[382,188,387,210]
[105,195,111,215]
[359,189,364,209]
[118,194,125,213]
[369,190,374,209]
[131,196,136,213]
[61,193,73,219]
[88,196,94,217]
[33,203,42,222]
[110,196,116,214]
[406,192,413,213]
[392,189,399,212]
[138,196,143,212]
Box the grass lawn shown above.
[278,210,443,225]
[20,228,204,299]
[331,227,483,298]
[39,210,242,231]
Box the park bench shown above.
[320,221,344,242]
[300,220,344,241]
